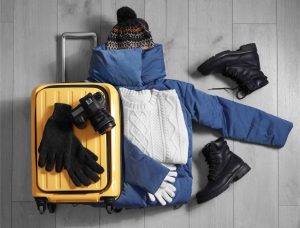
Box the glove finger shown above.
[168,170,178,178]
[164,164,177,171]
[165,187,176,198]
[67,170,81,187]
[155,192,166,206]
[83,166,100,183]
[55,152,64,172]
[148,193,156,202]
[85,149,98,161]
[75,169,91,186]
[161,190,173,203]
[63,147,72,170]
[46,152,56,171]
[164,175,176,183]
[85,154,104,174]
[161,182,176,192]
[37,139,49,168]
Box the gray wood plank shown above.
[13,0,57,201]
[0,22,13,228]
[145,0,166,44]
[0,0,14,22]
[58,0,101,33]
[56,204,99,228]
[145,206,189,228]
[233,0,276,23]
[233,24,278,228]
[100,0,116,44]
[164,0,189,82]
[188,189,234,228]
[12,202,55,228]
[279,206,300,228]
[58,0,101,82]
[278,0,300,206]
[99,208,144,228]
[188,0,233,227]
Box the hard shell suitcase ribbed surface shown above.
[31,83,121,214]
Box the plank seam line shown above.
[276,1,279,228]
[232,0,235,227]
[232,1,235,227]
[11,17,15,228]
[280,205,300,207]
[233,22,276,24]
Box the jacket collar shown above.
[89,43,166,87]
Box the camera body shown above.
[71,92,116,134]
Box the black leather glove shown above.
[64,136,104,186]
[38,103,73,172]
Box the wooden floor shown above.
[0,0,299,227]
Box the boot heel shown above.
[239,43,257,52]
[198,50,231,75]
[233,163,251,182]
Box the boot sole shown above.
[197,43,257,75]
[197,162,251,204]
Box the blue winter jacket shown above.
[88,43,293,208]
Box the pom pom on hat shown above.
[117,6,137,23]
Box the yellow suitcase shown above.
[31,82,121,214]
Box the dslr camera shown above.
[71,92,116,135]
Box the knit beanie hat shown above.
[107,6,155,49]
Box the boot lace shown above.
[208,67,251,99]
[205,156,221,181]
[203,145,222,181]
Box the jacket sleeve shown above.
[183,83,293,148]
[123,136,169,194]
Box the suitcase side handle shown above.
[60,32,98,82]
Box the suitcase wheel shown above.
[105,204,123,214]
[106,204,113,214]
[103,197,122,214]
[35,197,47,214]
[47,203,56,213]
[38,204,46,214]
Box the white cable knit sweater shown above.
[119,88,189,164]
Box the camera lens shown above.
[89,110,116,135]
[97,121,116,134]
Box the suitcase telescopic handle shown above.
[60,32,98,82]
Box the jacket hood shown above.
[88,43,166,86]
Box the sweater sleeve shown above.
[123,136,169,194]
[183,83,293,148]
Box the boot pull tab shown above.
[214,137,226,148]
[236,89,246,99]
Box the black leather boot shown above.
[197,43,269,99]
[196,137,251,204]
